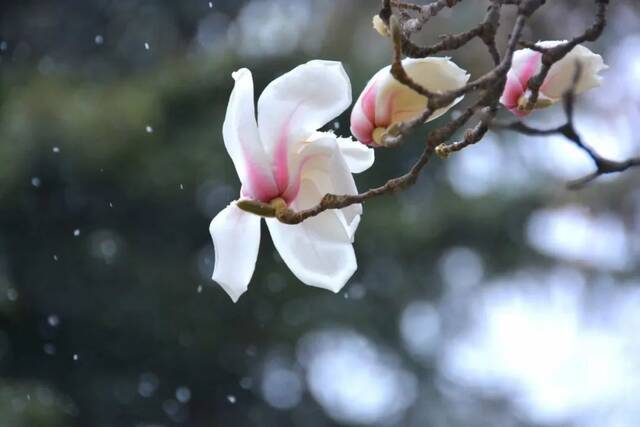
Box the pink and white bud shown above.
[350,58,470,146]
[500,41,607,116]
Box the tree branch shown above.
[492,63,640,189]
[262,0,622,225]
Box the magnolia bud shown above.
[350,58,469,146]
[500,41,607,116]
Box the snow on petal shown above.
[222,68,279,202]
[351,57,469,146]
[210,203,262,302]
[266,179,357,293]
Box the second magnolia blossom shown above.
[500,41,607,116]
[350,57,470,146]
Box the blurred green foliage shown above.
[0,0,639,426]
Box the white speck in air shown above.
[47,314,60,327]
[176,386,191,403]
[44,343,56,355]
[6,288,18,301]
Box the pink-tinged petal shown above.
[500,71,525,110]
[223,68,278,202]
[508,48,543,85]
[518,51,543,87]
[350,98,375,145]
[243,155,281,202]
[210,202,262,302]
[361,81,378,124]
[273,117,293,194]
[257,60,352,167]
[376,91,395,127]
[351,68,388,144]
[266,179,357,293]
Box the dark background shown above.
[1,1,639,426]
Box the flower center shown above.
[269,197,288,211]
[517,91,554,112]
[372,127,386,146]
[236,197,288,218]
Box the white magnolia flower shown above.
[500,41,607,116]
[210,60,375,302]
[350,58,469,146]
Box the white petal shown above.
[266,180,357,293]
[540,44,607,100]
[257,60,352,159]
[223,69,278,201]
[210,203,261,302]
[377,57,470,124]
[307,131,375,174]
[336,136,375,173]
[297,136,363,239]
